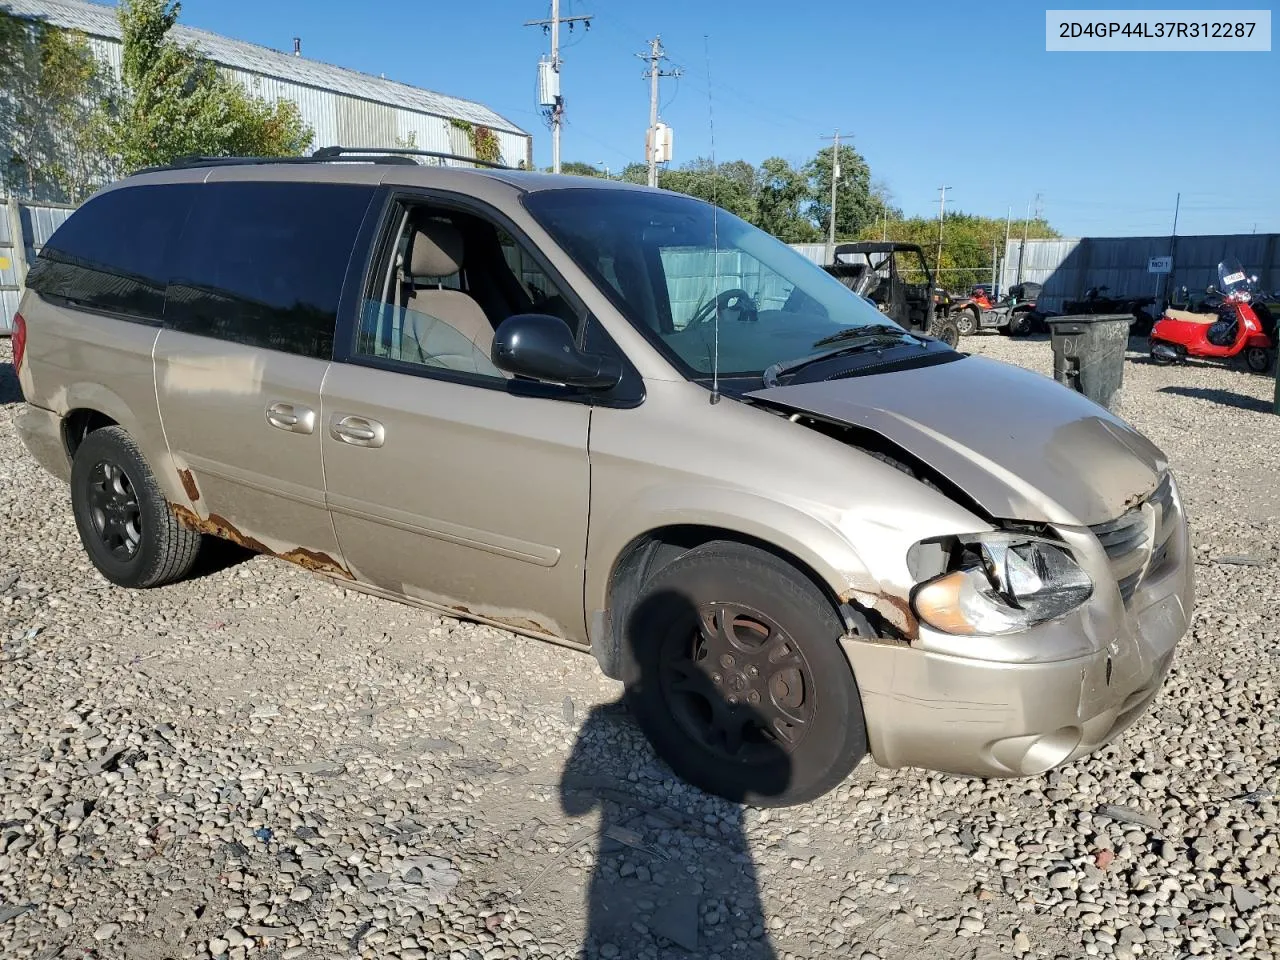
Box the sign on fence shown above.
[1148,256,1173,274]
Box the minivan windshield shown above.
[523,187,903,379]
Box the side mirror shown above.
[1206,284,1218,295]
[492,313,623,390]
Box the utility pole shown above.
[936,185,950,277]
[525,2,592,175]
[638,36,679,188]
[1016,193,1040,284]
[820,130,843,262]
[1001,205,1012,295]
[1163,191,1181,308]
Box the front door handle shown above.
[330,413,385,448]
[266,401,316,435]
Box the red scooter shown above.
[1149,258,1276,373]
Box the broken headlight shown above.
[912,537,1093,636]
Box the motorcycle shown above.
[1149,258,1276,373]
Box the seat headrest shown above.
[408,221,464,278]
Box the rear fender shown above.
[49,381,183,505]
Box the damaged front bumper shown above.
[842,497,1194,778]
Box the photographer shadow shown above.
[558,588,788,959]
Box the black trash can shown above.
[1047,313,1131,411]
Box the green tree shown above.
[553,161,606,177]
[103,0,312,173]
[807,143,875,240]
[0,13,111,201]
[755,157,818,242]
[860,212,1059,293]
[650,158,758,223]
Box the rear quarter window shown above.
[24,184,195,321]
[165,181,376,360]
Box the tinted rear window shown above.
[25,184,195,321]
[165,181,376,360]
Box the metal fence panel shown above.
[1003,234,1280,314]
[0,199,14,335]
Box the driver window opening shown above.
[358,201,580,379]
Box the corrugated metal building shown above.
[3,0,532,169]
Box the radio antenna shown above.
[704,34,721,405]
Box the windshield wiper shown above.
[811,323,911,348]
[762,332,924,387]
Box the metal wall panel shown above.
[1003,235,1280,314]
[5,0,530,136]
[336,97,399,149]
[0,200,16,334]
[1,290,20,335]
[789,243,829,266]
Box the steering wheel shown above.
[689,288,758,327]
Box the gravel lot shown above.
[2,333,1278,960]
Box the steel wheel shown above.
[621,541,866,806]
[660,602,814,764]
[87,460,142,560]
[954,310,976,336]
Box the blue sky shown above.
[176,0,1278,237]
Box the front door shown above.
[155,179,378,568]
[320,194,593,641]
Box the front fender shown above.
[586,483,877,626]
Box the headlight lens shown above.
[912,538,1093,636]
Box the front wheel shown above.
[1244,346,1275,373]
[953,309,977,337]
[621,542,867,807]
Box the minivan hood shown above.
[747,354,1167,526]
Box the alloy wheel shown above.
[87,460,142,560]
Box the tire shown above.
[928,316,961,348]
[1244,346,1274,374]
[1148,339,1176,365]
[1007,312,1032,337]
[620,541,867,807]
[70,426,202,588]
[953,309,977,337]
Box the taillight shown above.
[11,312,25,370]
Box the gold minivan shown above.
[13,153,1193,805]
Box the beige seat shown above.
[397,221,505,376]
[1163,308,1217,325]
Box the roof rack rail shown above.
[131,153,419,176]
[312,146,511,170]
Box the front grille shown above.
[1089,473,1177,606]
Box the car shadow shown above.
[1157,385,1274,414]
[556,589,787,959]
[188,536,257,578]
[1,359,21,405]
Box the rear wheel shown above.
[929,315,961,348]
[1007,312,1033,337]
[1244,346,1274,373]
[1149,339,1178,365]
[953,309,977,336]
[620,542,867,806]
[70,426,202,588]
